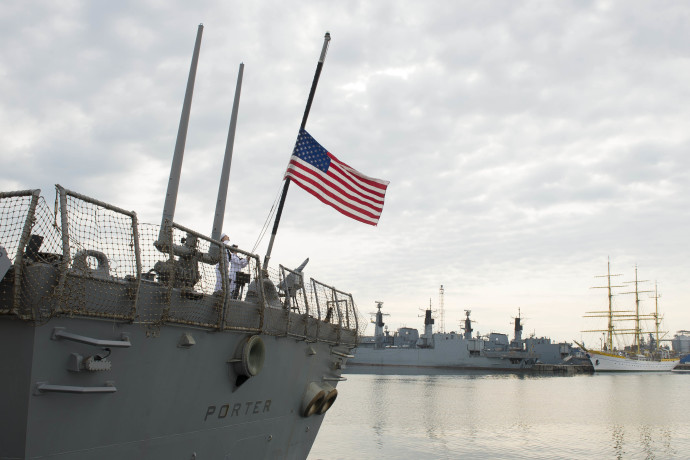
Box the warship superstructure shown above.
[671,330,690,355]
[349,303,548,371]
[0,26,361,459]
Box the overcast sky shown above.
[2,0,689,344]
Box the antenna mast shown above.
[210,62,244,244]
[157,24,204,248]
[438,284,445,333]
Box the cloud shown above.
[2,0,689,342]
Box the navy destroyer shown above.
[0,27,362,459]
[349,302,545,371]
[349,285,583,372]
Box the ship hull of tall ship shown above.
[587,350,679,372]
[350,333,537,371]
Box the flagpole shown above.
[263,32,331,269]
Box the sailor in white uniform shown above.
[215,233,249,298]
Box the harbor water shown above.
[309,368,689,459]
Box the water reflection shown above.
[611,424,625,459]
[345,365,529,378]
[310,372,690,459]
[368,376,389,448]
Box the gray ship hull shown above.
[1,28,364,458]
[1,317,345,459]
[350,333,535,371]
[349,304,577,372]
[1,187,359,459]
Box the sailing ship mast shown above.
[621,266,652,355]
[651,282,662,350]
[581,262,678,371]
[587,258,623,350]
[585,262,665,355]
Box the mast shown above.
[622,266,651,354]
[423,301,434,338]
[209,62,244,257]
[157,24,204,248]
[585,261,662,354]
[438,285,445,334]
[463,310,473,340]
[652,282,661,350]
[606,261,615,350]
[514,308,523,342]
[262,32,331,269]
[590,258,623,350]
[370,301,389,349]
[634,267,642,353]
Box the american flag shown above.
[285,129,389,226]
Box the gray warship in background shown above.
[0,26,361,459]
[349,302,576,371]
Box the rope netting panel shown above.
[221,250,262,331]
[1,187,360,344]
[278,265,310,315]
[55,189,139,319]
[162,226,221,328]
[310,278,364,345]
[149,225,260,329]
[0,191,63,319]
[257,268,362,345]
[135,223,174,324]
[261,265,313,337]
[0,192,38,268]
[259,266,291,336]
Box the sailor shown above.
[215,233,249,299]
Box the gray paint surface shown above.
[1,291,352,459]
[0,188,357,459]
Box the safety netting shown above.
[0,186,363,345]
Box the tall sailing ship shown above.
[581,261,678,372]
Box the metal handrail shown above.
[52,328,131,348]
[35,382,117,394]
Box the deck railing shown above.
[0,186,363,345]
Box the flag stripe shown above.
[285,129,389,225]
[327,157,387,201]
[319,160,386,207]
[329,154,389,192]
[286,159,382,219]
[290,174,380,225]
[292,178,379,225]
[287,158,382,219]
[289,155,385,213]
